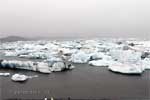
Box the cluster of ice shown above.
[0,38,150,74]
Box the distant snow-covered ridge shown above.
[0,38,150,74]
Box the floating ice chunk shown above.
[69,51,90,63]
[0,60,51,73]
[1,60,34,70]
[0,73,10,76]
[108,63,144,74]
[11,74,28,82]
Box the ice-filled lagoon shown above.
[0,38,150,99]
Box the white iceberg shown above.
[108,63,144,74]
[11,74,28,82]
[0,60,74,73]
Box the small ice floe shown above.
[11,74,28,82]
[108,62,144,74]
[0,73,10,76]
[11,74,38,82]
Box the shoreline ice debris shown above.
[0,60,75,74]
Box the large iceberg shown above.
[0,59,74,74]
[108,62,144,74]
[0,60,51,73]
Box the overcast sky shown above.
[0,0,150,38]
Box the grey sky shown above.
[0,0,150,38]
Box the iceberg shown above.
[11,74,28,82]
[108,62,144,74]
[0,60,74,73]
[11,74,38,82]
[0,60,51,73]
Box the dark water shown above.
[0,64,150,100]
